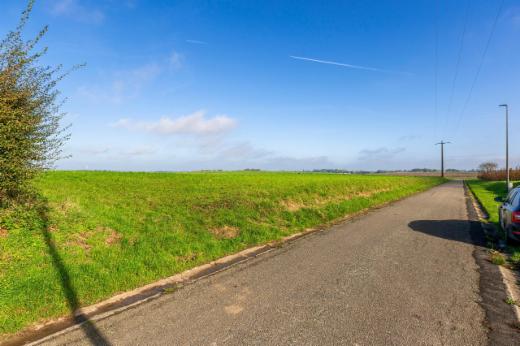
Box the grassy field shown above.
[0,171,443,337]
[466,179,520,266]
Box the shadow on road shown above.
[37,203,111,346]
[408,219,481,245]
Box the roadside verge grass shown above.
[0,171,444,337]
[466,179,520,267]
[466,179,520,226]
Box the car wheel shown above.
[506,227,519,245]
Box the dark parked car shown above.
[499,187,520,242]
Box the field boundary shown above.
[2,181,444,346]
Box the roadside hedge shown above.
[478,169,520,181]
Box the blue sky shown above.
[1,0,519,171]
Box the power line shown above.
[451,0,505,137]
[442,0,471,136]
[433,0,439,139]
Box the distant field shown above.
[0,171,444,337]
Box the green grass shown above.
[0,171,444,337]
[490,250,506,265]
[466,179,520,268]
[510,252,520,267]
[505,297,518,306]
[465,180,508,225]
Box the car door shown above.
[510,191,520,226]
[503,190,518,228]
[501,190,515,228]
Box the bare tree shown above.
[478,162,498,173]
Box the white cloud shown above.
[76,46,185,103]
[73,145,156,158]
[112,110,237,136]
[358,147,406,161]
[129,63,161,81]
[62,138,337,171]
[182,149,334,171]
[169,51,183,69]
[77,63,162,104]
[196,140,334,170]
[505,6,520,27]
[186,40,208,45]
[78,146,111,155]
[124,0,138,9]
[215,142,273,161]
[122,146,156,156]
[49,0,105,23]
[261,155,333,170]
[398,135,419,142]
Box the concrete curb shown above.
[499,266,520,321]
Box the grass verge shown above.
[0,171,444,337]
[466,179,520,268]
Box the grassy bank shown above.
[466,180,520,225]
[466,180,507,225]
[466,179,520,266]
[0,171,443,337]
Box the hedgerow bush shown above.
[0,0,75,204]
[478,169,520,181]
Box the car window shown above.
[513,191,520,208]
[506,190,518,204]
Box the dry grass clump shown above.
[210,226,240,239]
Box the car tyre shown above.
[506,226,519,245]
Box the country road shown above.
[36,181,518,345]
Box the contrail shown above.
[186,39,208,45]
[289,55,409,75]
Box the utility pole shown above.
[435,141,451,178]
[499,104,510,191]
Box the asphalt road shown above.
[40,181,490,345]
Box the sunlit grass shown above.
[0,171,443,336]
[466,179,520,269]
[466,180,509,225]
